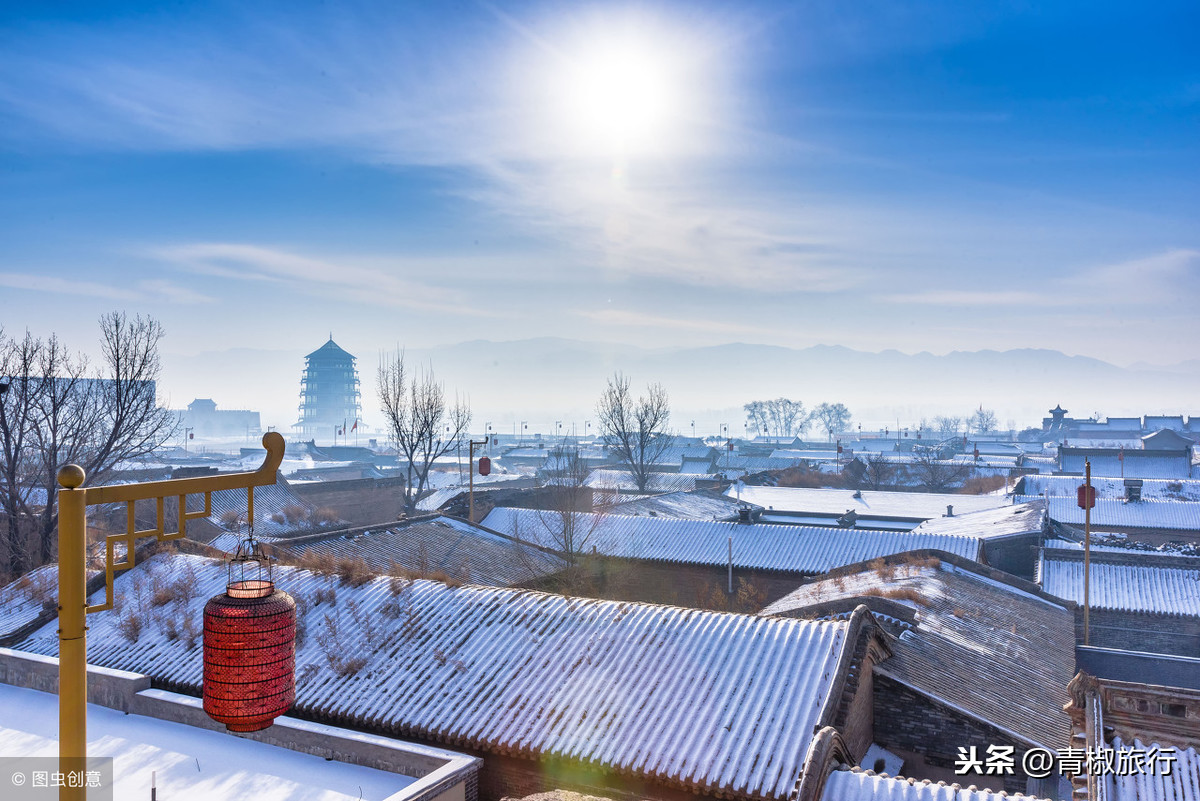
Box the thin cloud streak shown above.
[0,272,213,304]
[879,249,1200,309]
[149,242,498,317]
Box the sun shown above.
[564,40,675,154]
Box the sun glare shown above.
[565,42,674,153]
[516,12,717,160]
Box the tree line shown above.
[743,398,851,441]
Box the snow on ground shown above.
[0,683,411,801]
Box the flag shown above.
[351,419,358,432]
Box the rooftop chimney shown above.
[1124,479,1143,503]
[946,504,954,517]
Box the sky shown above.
[0,1,1197,429]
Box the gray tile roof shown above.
[272,517,568,587]
[16,552,858,801]
[1014,496,1200,532]
[762,555,1076,750]
[729,487,1010,521]
[907,501,1045,541]
[481,507,982,573]
[1037,549,1200,617]
[822,766,1052,801]
[608,489,755,521]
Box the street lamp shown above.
[56,434,288,800]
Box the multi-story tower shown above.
[296,336,361,441]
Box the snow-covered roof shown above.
[727,487,1009,521]
[416,487,462,511]
[1017,475,1200,502]
[907,501,1045,541]
[480,507,982,572]
[1107,738,1200,801]
[763,556,1075,750]
[822,766,1052,801]
[1060,450,1193,480]
[770,449,840,461]
[0,682,416,800]
[583,469,697,493]
[186,475,321,539]
[1038,550,1200,617]
[276,517,568,586]
[1015,496,1200,532]
[16,552,856,801]
[0,565,58,641]
[607,489,757,521]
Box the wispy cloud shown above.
[882,289,1058,306]
[148,242,493,315]
[0,272,213,304]
[0,5,871,294]
[879,249,1200,309]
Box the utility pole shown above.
[1084,459,1093,646]
[468,437,489,523]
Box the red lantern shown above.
[1076,485,1096,510]
[203,539,296,732]
[478,456,491,476]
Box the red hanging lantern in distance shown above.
[1076,485,1096,510]
[478,456,491,476]
[203,537,296,732]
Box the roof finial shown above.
[329,332,333,342]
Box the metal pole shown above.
[1084,459,1092,646]
[57,464,88,801]
[467,438,488,523]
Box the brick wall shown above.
[1078,609,1200,658]
[526,558,807,612]
[872,674,1029,795]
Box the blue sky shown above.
[1,1,1197,422]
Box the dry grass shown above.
[775,468,843,489]
[861,586,930,606]
[310,507,339,525]
[961,475,1006,495]
[281,504,308,525]
[334,556,374,588]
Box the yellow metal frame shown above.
[55,432,284,801]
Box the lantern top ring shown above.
[227,579,275,598]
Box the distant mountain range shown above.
[162,338,1200,434]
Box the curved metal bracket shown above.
[64,431,287,614]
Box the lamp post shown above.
[468,437,490,523]
[56,433,286,801]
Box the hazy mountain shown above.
[161,339,1200,435]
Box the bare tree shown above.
[535,445,604,564]
[934,415,962,438]
[812,402,851,442]
[909,449,972,492]
[969,406,998,434]
[377,351,471,512]
[596,373,674,493]
[744,398,808,440]
[864,452,896,491]
[0,314,176,577]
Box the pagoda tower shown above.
[296,336,361,441]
